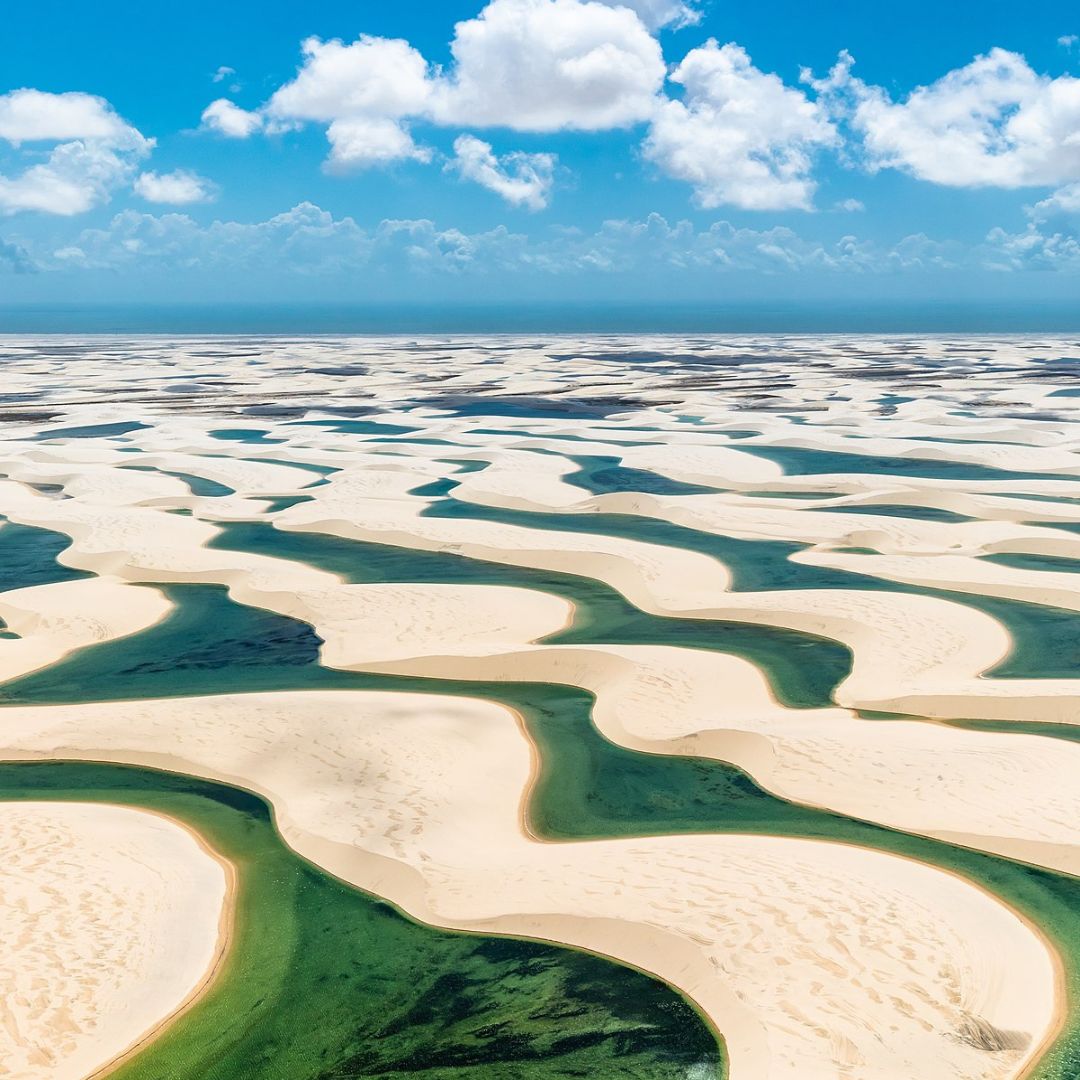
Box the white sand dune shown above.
[0,801,228,1080]
[0,690,1057,1080]
[0,483,574,668]
[0,575,171,685]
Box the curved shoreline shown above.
[86,807,238,1080]
[508,699,1065,1080]
[0,798,230,1080]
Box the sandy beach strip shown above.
[331,632,1080,877]
[261,479,1080,726]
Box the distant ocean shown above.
[0,301,1079,335]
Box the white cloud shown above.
[430,0,665,130]
[0,143,143,216]
[193,2,838,209]
[1030,183,1080,218]
[984,223,1080,270]
[449,134,556,208]
[266,35,432,124]
[52,202,529,275]
[51,203,356,271]
[134,169,215,204]
[814,48,1080,188]
[980,179,1080,269]
[262,34,433,166]
[0,90,151,215]
[369,217,528,272]
[1059,35,1078,49]
[834,197,865,212]
[212,66,236,83]
[0,88,138,144]
[201,98,263,138]
[644,41,836,209]
[325,118,431,169]
[232,0,665,152]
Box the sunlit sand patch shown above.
[0,801,229,1080]
[0,483,574,665]
[256,454,1080,727]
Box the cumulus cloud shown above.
[212,66,236,83]
[267,35,431,124]
[449,135,556,208]
[201,98,263,138]
[0,143,134,215]
[429,0,665,130]
[50,203,356,271]
[134,169,215,204]
[553,212,949,271]
[324,118,431,169]
[0,90,152,215]
[981,178,1080,270]
[984,223,1080,270]
[194,1,844,209]
[644,41,836,209]
[261,34,434,166]
[1029,182,1080,219]
[203,0,665,180]
[0,89,138,144]
[258,0,665,138]
[52,202,530,276]
[813,48,1080,188]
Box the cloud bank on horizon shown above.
[2,0,1080,296]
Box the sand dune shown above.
[0,801,228,1080]
[0,483,574,667]
[0,576,171,686]
[339,637,1080,875]
[263,470,1080,726]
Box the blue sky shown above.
[2,0,1080,311]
